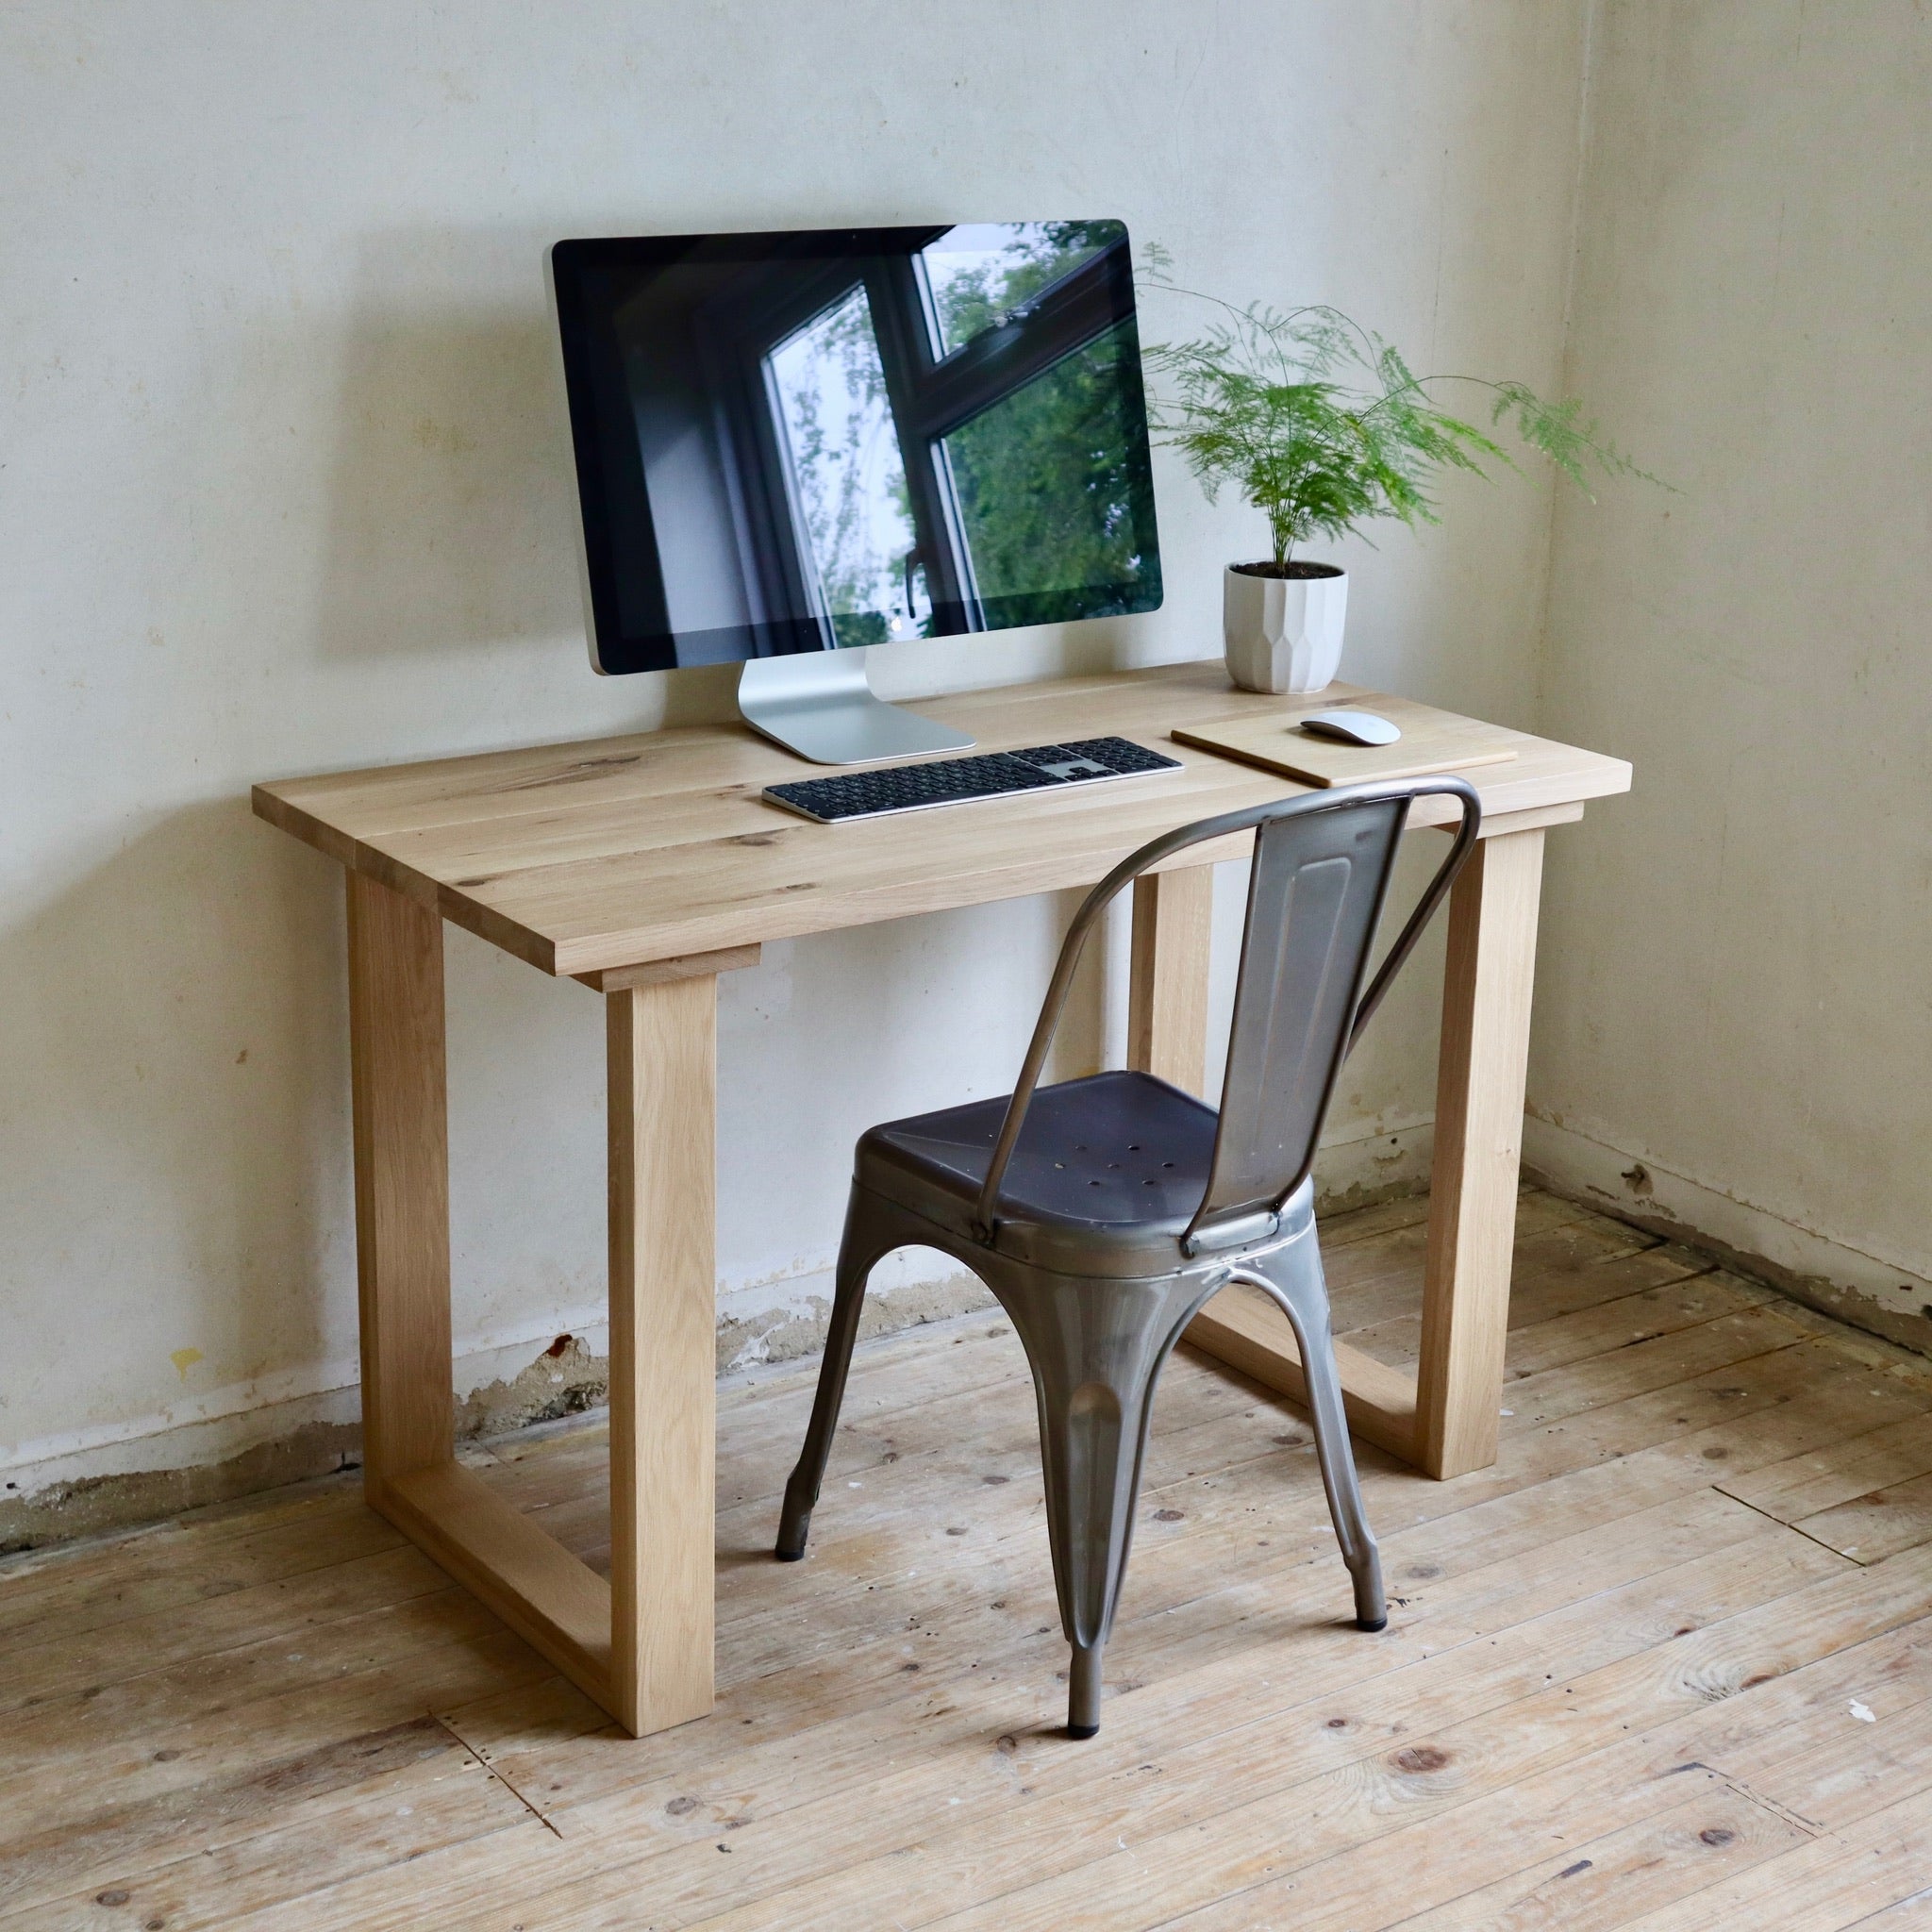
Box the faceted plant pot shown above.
[1223,562,1349,695]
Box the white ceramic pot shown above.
[1223,563,1349,694]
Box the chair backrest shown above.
[1185,792,1409,1253]
[973,777,1481,1250]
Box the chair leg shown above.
[1233,1241,1388,1632]
[775,1185,919,1560]
[1034,1343,1141,1740]
[1010,1275,1197,1740]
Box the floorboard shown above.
[5,1187,1931,1932]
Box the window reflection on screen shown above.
[919,223,1113,359]
[766,287,923,649]
[760,224,1158,645]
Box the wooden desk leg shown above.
[1415,827,1547,1479]
[345,874,454,1507]
[1127,864,1215,1095]
[607,975,718,1737]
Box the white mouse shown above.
[1299,708,1402,748]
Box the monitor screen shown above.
[550,222,1162,675]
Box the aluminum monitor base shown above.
[738,651,974,766]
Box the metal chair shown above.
[774,777,1482,1737]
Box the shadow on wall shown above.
[1,802,353,1430]
[310,291,585,664]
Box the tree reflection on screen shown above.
[945,319,1157,627]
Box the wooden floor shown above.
[8,1189,1932,1930]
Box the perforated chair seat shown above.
[858,1070,1218,1275]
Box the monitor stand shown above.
[737,651,975,766]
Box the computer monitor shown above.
[548,221,1163,763]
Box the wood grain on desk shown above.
[252,662,1630,979]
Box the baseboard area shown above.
[1313,1115,1436,1212]
[0,1269,982,1556]
[1524,1113,1932,1362]
[0,1118,1433,1556]
[13,1108,1917,1557]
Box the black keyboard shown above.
[763,736,1182,824]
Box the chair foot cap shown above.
[1066,1722,1099,1740]
[1357,1614,1388,1633]
[774,1545,806,1562]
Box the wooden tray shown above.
[1172,691,1519,789]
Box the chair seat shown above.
[857,1070,1221,1275]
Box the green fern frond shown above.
[1136,258,1669,565]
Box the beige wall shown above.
[0,2,1590,1511]
[1528,0,1932,1340]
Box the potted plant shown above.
[1141,274,1658,694]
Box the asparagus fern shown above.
[1139,255,1662,569]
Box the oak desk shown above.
[254,660,1630,1738]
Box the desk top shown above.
[253,662,1630,979]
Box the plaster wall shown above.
[1529,0,1932,1342]
[0,0,1589,1522]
